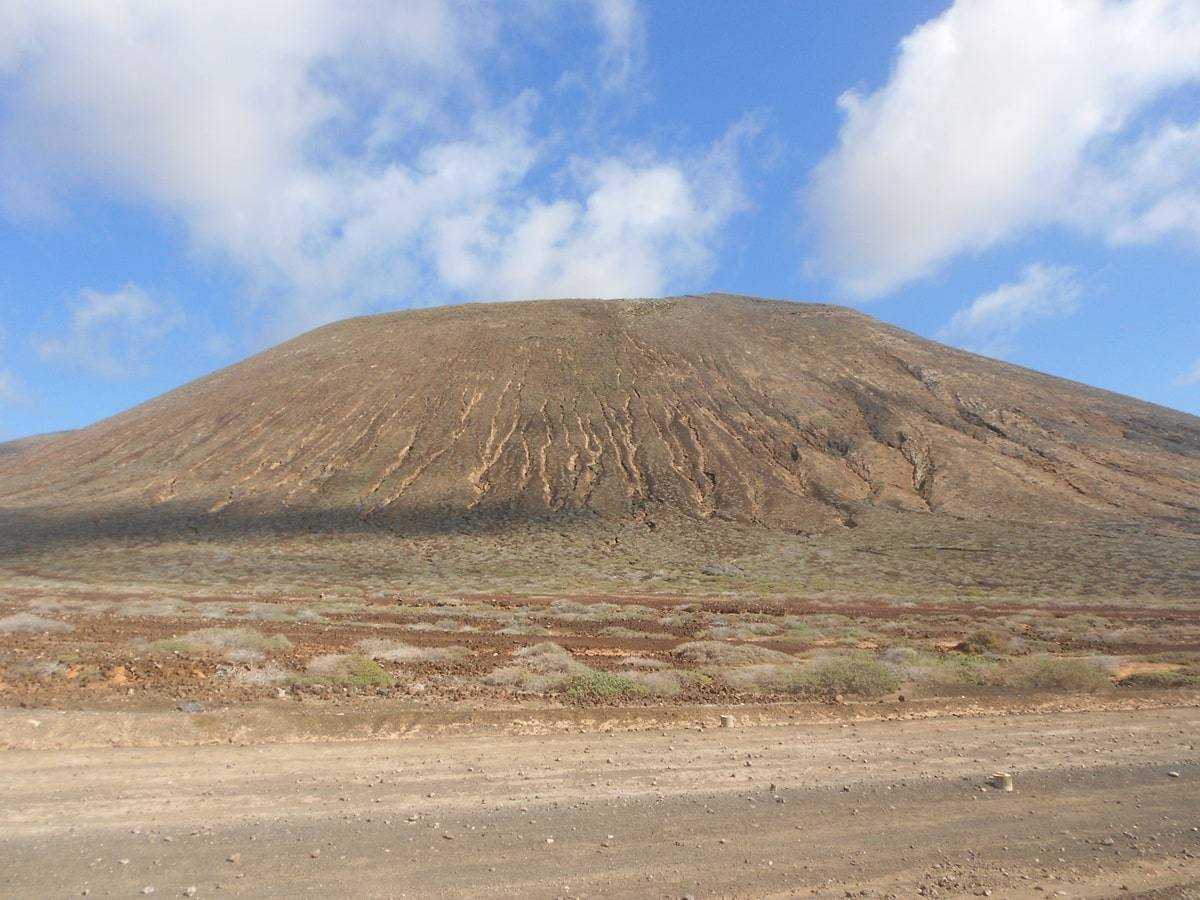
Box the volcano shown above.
[2,294,1198,599]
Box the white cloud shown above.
[807,0,1200,298]
[1175,359,1200,387]
[938,263,1082,358]
[35,284,184,378]
[0,1,745,333]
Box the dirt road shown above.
[2,706,1198,898]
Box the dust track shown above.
[2,706,1198,898]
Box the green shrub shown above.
[1002,655,1110,692]
[799,654,900,699]
[302,654,393,688]
[562,672,649,703]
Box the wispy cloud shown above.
[1175,359,1200,387]
[591,0,646,91]
[806,0,1200,298]
[35,284,184,378]
[938,263,1083,358]
[0,369,26,407]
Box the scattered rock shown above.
[176,702,206,714]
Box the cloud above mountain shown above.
[807,0,1200,298]
[0,1,749,333]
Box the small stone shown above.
[119,859,130,866]
[176,701,205,714]
[310,849,321,858]
[184,888,197,898]
[227,853,240,864]
[141,888,155,896]
[1167,771,1181,778]
[719,715,735,728]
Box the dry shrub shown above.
[672,640,794,667]
[0,613,73,634]
[600,625,674,639]
[513,642,590,675]
[483,667,568,692]
[723,654,899,699]
[144,627,292,663]
[497,623,551,636]
[1116,669,1199,689]
[230,664,292,687]
[483,642,590,692]
[355,639,469,663]
[5,658,68,679]
[618,668,699,696]
[955,628,1010,655]
[620,655,668,669]
[116,599,190,618]
[703,622,783,640]
[1001,655,1111,692]
[722,664,807,694]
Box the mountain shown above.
[2,294,1198,599]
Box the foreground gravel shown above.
[2,706,1198,898]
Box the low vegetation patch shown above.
[355,639,469,663]
[483,642,592,693]
[562,671,649,703]
[513,642,591,675]
[1000,655,1111,692]
[136,627,291,663]
[955,628,1010,655]
[1116,669,1200,689]
[620,655,668,669]
[229,663,292,687]
[722,654,898,699]
[0,613,73,634]
[672,640,794,667]
[115,599,190,618]
[618,668,704,696]
[302,654,393,688]
[800,654,900,699]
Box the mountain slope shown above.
[2,294,1198,538]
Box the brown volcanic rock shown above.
[2,293,1198,537]
[0,290,1196,560]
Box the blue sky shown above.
[1,0,1199,441]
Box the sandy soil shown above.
[2,704,1198,899]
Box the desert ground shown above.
[3,583,1200,898]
